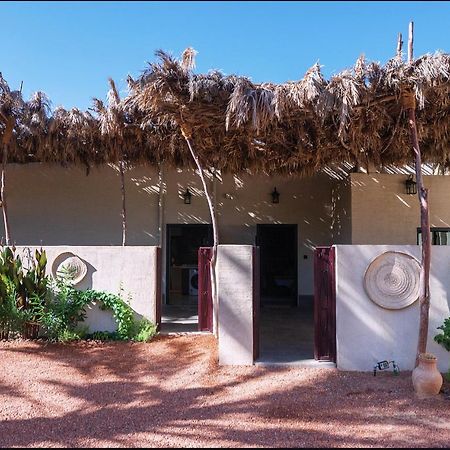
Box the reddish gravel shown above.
[0,335,449,448]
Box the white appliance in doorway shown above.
[188,268,199,296]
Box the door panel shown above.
[198,247,214,332]
[314,246,336,362]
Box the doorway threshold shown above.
[255,359,336,369]
[159,331,212,336]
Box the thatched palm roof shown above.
[1,48,450,175]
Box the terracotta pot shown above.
[23,322,40,340]
[412,353,443,399]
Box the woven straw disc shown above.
[364,251,421,310]
[52,252,88,285]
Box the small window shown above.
[417,228,450,245]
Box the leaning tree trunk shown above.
[181,126,219,336]
[404,21,432,366]
[119,158,127,247]
[1,118,14,246]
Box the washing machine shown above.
[188,268,199,296]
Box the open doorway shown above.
[163,224,213,332]
[256,224,314,363]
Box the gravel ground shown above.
[0,335,449,448]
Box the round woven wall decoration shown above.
[364,251,421,310]
[51,252,88,286]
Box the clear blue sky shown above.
[1,1,449,111]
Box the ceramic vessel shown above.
[412,353,443,398]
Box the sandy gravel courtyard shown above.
[0,335,449,448]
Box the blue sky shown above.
[1,1,449,111]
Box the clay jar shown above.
[412,353,443,399]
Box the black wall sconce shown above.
[405,175,417,195]
[183,188,192,204]
[271,187,280,204]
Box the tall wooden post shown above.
[0,117,14,246]
[403,21,432,365]
[181,126,220,337]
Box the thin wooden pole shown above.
[1,117,14,246]
[404,21,431,365]
[119,159,127,246]
[182,129,219,337]
[1,144,11,245]
[397,32,403,60]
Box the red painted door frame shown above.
[198,247,214,332]
[314,246,337,363]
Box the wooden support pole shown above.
[181,127,220,337]
[1,117,14,246]
[119,159,127,247]
[404,21,432,366]
[397,32,403,60]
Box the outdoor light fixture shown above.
[271,187,280,204]
[405,175,417,195]
[183,188,192,204]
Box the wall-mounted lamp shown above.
[405,175,417,195]
[183,188,192,204]
[271,187,280,204]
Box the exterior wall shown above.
[217,245,256,365]
[335,245,450,372]
[331,177,352,244]
[15,246,160,332]
[3,164,161,246]
[351,173,450,244]
[2,163,338,297]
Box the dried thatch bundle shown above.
[0,47,449,175]
[123,48,450,175]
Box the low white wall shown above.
[16,246,160,333]
[335,245,450,372]
[218,245,256,366]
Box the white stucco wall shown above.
[15,246,160,333]
[217,245,256,366]
[335,245,450,372]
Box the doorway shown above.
[163,224,213,332]
[257,224,298,306]
[256,224,314,363]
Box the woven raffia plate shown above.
[364,251,421,310]
[51,252,88,285]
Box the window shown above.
[417,228,450,245]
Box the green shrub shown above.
[131,319,157,342]
[0,246,157,344]
[435,317,450,352]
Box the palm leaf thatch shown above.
[0,48,448,176]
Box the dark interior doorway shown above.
[163,224,213,332]
[256,224,314,363]
[256,224,298,307]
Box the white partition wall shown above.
[217,245,258,366]
[16,246,161,332]
[335,245,450,372]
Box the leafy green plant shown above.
[0,246,49,330]
[131,318,157,342]
[435,317,450,383]
[435,317,450,351]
